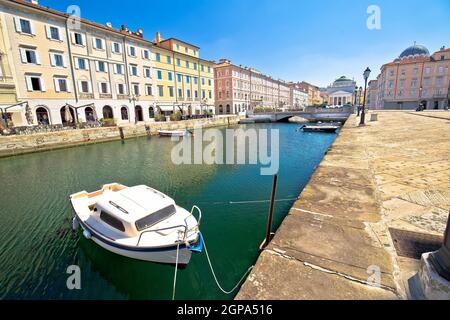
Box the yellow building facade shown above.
[0,0,215,128]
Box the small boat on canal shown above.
[158,129,191,137]
[70,183,203,266]
[301,123,340,133]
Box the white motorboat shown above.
[70,183,202,266]
[158,129,191,137]
[301,123,340,133]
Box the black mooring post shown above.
[430,211,450,281]
[262,175,278,250]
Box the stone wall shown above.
[0,116,241,158]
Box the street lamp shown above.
[357,87,363,116]
[360,67,371,126]
[129,94,139,124]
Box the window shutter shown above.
[88,81,92,93]
[30,21,36,35]
[71,32,76,44]
[66,80,72,93]
[95,61,100,72]
[45,25,51,39]
[25,76,33,91]
[50,53,56,67]
[40,78,46,92]
[93,37,97,48]
[14,17,21,32]
[62,55,67,68]
[54,78,60,92]
[20,49,27,63]
[98,82,102,93]
[35,51,41,65]
[74,58,79,70]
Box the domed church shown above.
[327,76,357,106]
[368,44,449,110]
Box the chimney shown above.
[155,32,162,43]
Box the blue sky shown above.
[43,0,450,87]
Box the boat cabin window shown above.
[135,205,176,232]
[100,211,126,232]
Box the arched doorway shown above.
[121,107,129,121]
[226,105,231,114]
[85,107,95,122]
[135,106,143,122]
[60,106,75,126]
[36,107,50,125]
[149,107,155,119]
[219,105,223,114]
[103,106,114,119]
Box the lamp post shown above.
[129,94,139,124]
[354,86,358,110]
[357,87,363,116]
[360,67,371,126]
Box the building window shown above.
[17,18,33,34]
[202,78,205,85]
[176,58,181,66]
[208,66,211,73]
[129,46,136,57]
[54,77,69,92]
[177,74,182,82]
[96,61,107,72]
[168,72,173,81]
[186,61,190,68]
[144,68,151,78]
[146,84,153,96]
[51,53,65,67]
[143,50,150,60]
[194,77,198,85]
[112,42,122,54]
[47,26,60,41]
[76,58,87,70]
[193,63,197,70]
[186,89,191,98]
[166,55,171,64]
[186,76,190,84]
[208,79,212,86]
[168,86,174,97]
[94,38,104,50]
[157,70,162,80]
[133,84,140,96]
[26,75,44,92]
[99,82,109,94]
[79,81,90,93]
[201,64,205,72]
[158,85,164,97]
[117,83,125,95]
[121,107,129,120]
[194,90,198,99]
[20,48,39,64]
[155,53,161,62]
[178,88,183,98]
[115,64,123,75]
[130,65,138,76]
[208,91,212,99]
[73,32,84,46]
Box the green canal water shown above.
[0,123,337,300]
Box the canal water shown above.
[0,123,337,300]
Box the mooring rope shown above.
[172,242,181,301]
[202,235,254,295]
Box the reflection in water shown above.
[0,123,336,300]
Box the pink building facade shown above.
[214,59,291,115]
[371,45,450,110]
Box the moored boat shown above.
[301,124,340,133]
[70,183,202,266]
[158,129,190,137]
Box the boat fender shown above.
[72,217,79,231]
[83,230,92,240]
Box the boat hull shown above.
[77,217,193,266]
[158,130,187,137]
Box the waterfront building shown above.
[296,81,322,106]
[367,79,379,110]
[326,76,357,106]
[371,44,450,110]
[288,82,308,110]
[0,0,215,128]
[214,58,291,114]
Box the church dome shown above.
[399,44,430,58]
[335,76,352,82]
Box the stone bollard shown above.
[370,113,378,122]
[416,212,450,299]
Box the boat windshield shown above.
[135,205,176,232]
